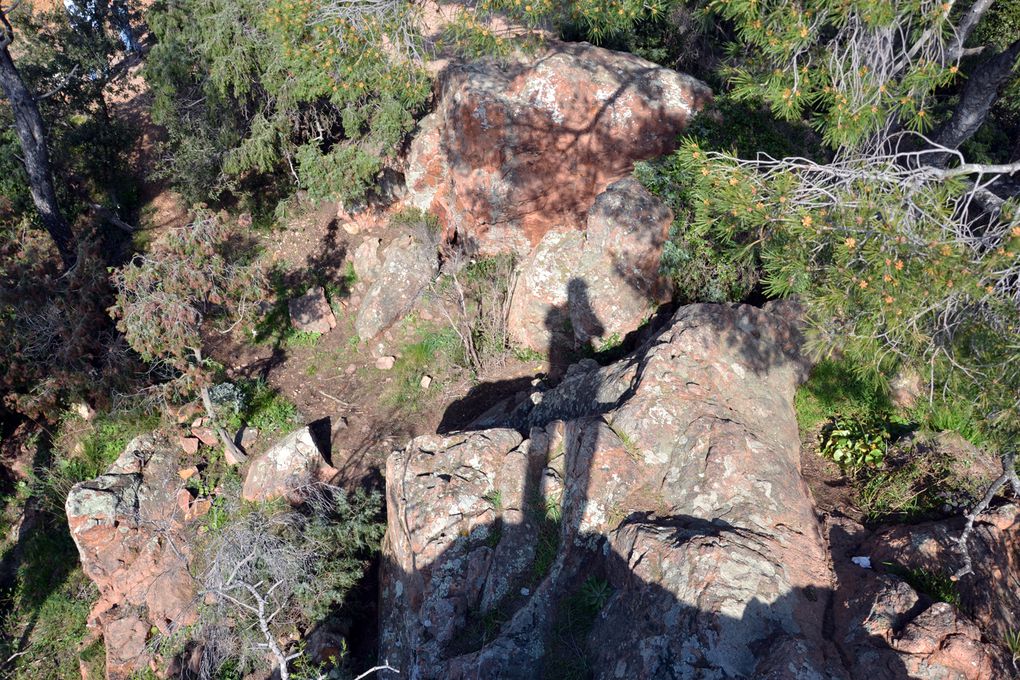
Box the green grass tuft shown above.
[795,358,893,431]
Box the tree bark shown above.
[0,16,77,268]
[931,38,1020,166]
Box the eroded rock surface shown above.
[355,234,438,339]
[507,177,673,353]
[242,426,337,503]
[379,302,1012,679]
[66,435,196,679]
[405,41,710,256]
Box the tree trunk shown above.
[931,38,1020,166]
[0,28,77,268]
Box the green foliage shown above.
[675,132,1020,442]
[709,0,960,148]
[819,416,890,475]
[1004,628,1020,668]
[295,488,386,622]
[219,379,299,438]
[912,398,988,448]
[633,91,823,304]
[883,563,961,608]
[38,407,161,515]
[794,359,893,431]
[110,213,265,394]
[145,0,431,206]
[2,6,139,238]
[0,528,98,680]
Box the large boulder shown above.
[405,41,711,256]
[355,234,438,339]
[242,426,336,503]
[507,177,673,353]
[379,301,1012,679]
[66,435,197,679]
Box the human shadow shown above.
[378,288,926,679]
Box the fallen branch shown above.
[953,450,1020,580]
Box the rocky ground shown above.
[5,29,1018,680]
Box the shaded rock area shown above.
[66,435,197,679]
[406,41,711,256]
[507,177,674,353]
[289,285,337,334]
[379,302,1013,679]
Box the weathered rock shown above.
[289,285,337,334]
[507,177,673,353]
[66,435,197,679]
[826,514,1010,679]
[352,237,383,285]
[380,301,1012,679]
[375,355,396,371]
[355,235,438,339]
[241,426,336,503]
[405,42,710,255]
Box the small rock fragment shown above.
[177,465,199,480]
[376,356,396,370]
[178,437,200,455]
[191,427,218,447]
[420,375,433,390]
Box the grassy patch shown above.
[531,495,563,584]
[39,408,161,515]
[0,517,98,679]
[911,398,988,448]
[795,359,893,431]
[385,326,462,412]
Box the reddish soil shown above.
[799,426,863,521]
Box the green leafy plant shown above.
[819,416,890,475]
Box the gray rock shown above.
[355,235,438,339]
[507,178,673,354]
[242,427,335,503]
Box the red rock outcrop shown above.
[506,177,674,353]
[66,435,197,679]
[405,41,711,256]
[379,302,1013,679]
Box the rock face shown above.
[242,426,336,503]
[507,177,673,353]
[66,435,197,679]
[289,285,337,334]
[355,234,438,339]
[406,41,711,256]
[379,301,1012,679]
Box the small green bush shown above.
[818,416,890,475]
[221,379,299,438]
